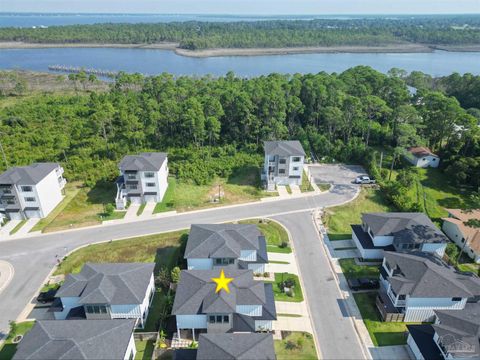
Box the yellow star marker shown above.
[211,269,234,294]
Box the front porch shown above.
[171,329,207,348]
[376,290,405,322]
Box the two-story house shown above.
[0,163,66,221]
[52,263,155,329]
[262,140,305,191]
[407,302,480,360]
[184,224,269,274]
[172,269,276,340]
[13,319,137,360]
[442,209,480,264]
[377,251,480,322]
[351,212,449,260]
[116,152,168,209]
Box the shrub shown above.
[285,340,299,350]
[170,266,181,283]
[446,243,459,264]
[279,241,289,249]
[104,203,115,216]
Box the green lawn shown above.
[353,292,410,346]
[269,273,304,302]
[325,188,396,241]
[0,321,35,360]
[240,219,292,254]
[286,185,292,194]
[300,171,314,192]
[275,332,317,360]
[140,290,168,332]
[135,340,155,360]
[9,219,27,235]
[339,259,380,279]
[317,183,332,192]
[136,203,146,216]
[54,230,187,275]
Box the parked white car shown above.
[355,175,376,184]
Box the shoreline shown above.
[1,41,480,57]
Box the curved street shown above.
[0,183,365,358]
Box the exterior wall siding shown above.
[372,235,394,247]
[187,258,213,270]
[176,315,208,329]
[236,305,262,317]
[248,263,266,274]
[111,304,142,318]
[239,250,256,261]
[421,243,447,258]
[404,297,467,322]
[123,335,137,360]
[35,169,64,218]
[407,333,425,360]
[255,320,273,331]
[54,297,80,320]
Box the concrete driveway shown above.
[308,164,366,185]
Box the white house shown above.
[52,263,155,329]
[0,162,66,221]
[442,209,480,264]
[377,252,480,323]
[262,140,305,191]
[116,152,168,209]
[13,319,137,360]
[172,269,276,340]
[184,224,269,274]
[351,212,448,260]
[405,147,440,168]
[407,302,480,360]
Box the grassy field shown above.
[269,273,304,302]
[325,188,396,241]
[54,230,187,275]
[41,181,126,233]
[353,292,410,346]
[317,183,332,192]
[135,340,155,360]
[275,332,317,360]
[137,203,146,216]
[339,259,380,279]
[0,321,36,360]
[9,219,27,235]
[300,171,314,192]
[240,219,292,254]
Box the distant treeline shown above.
[1,16,480,49]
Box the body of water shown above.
[1,47,480,77]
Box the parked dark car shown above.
[347,278,379,291]
[37,289,57,304]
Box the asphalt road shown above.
[0,181,360,356]
[273,212,366,360]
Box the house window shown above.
[293,167,299,171]
[209,315,229,324]
[2,189,11,194]
[292,157,301,162]
[127,174,137,180]
[223,315,229,323]
[24,197,36,202]
[279,169,285,174]
[452,297,462,302]
[461,238,465,243]
[279,158,286,164]
[144,172,155,178]
[128,185,137,190]
[146,182,156,187]
[5,200,15,205]
[85,305,108,314]
[398,295,406,300]
[214,258,234,266]
[21,186,32,192]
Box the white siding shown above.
[421,243,447,258]
[34,169,63,218]
[248,263,266,274]
[407,333,425,360]
[111,304,141,318]
[352,230,385,259]
[176,315,208,329]
[372,235,394,247]
[123,335,136,360]
[255,320,273,331]
[239,250,257,261]
[404,297,467,322]
[406,154,440,168]
[288,156,304,178]
[187,258,213,270]
[236,305,262,317]
[54,297,80,320]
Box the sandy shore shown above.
[1,41,478,57]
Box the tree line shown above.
[0,16,480,49]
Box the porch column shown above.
[177,324,181,340]
[192,328,195,341]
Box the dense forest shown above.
[0,67,479,209]
[1,16,480,49]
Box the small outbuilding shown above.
[404,147,440,168]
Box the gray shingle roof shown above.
[12,320,135,360]
[384,251,480,298]
[56,263,154,305]
[172,269,276,321]
[197,333,276,360]
[184,224,268,264]
[119,152,167,171]
[0,163,60,185]
[362,212,448,245]
[433,303,480,358]
[263,141,306,156]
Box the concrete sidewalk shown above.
[289,184,301,196]
[277,185,289,197]
[13,218,40,237]
[0,220,21,238]
[140,202,156,218]
[124,204,140,220]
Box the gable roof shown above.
[184,224,268,264]
[0,163,60,186]
[407,146,438,158]
[172,269,276,321]
[119,152,167,172]
[362,212,448,245]
[56,263,154,305]
[13,320,135,360]
[433,303,480,358]
[443,209,480,254]
[197,333,276,360]
[384,251,480,298]
[263,141,306,157]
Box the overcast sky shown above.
[1,0,479,14]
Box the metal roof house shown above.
[262,140,306,191]
[12,319,136,360]
[405,146,440,168]
[0,162,66,222]
[116,152,168,209]
[185,224,269,274]
[52,263,155,328]
[172,269,276,341]
[377,251,480,322]
[351,212,449,259]
[442,209,480,264]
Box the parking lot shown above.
[308,164,366,185]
